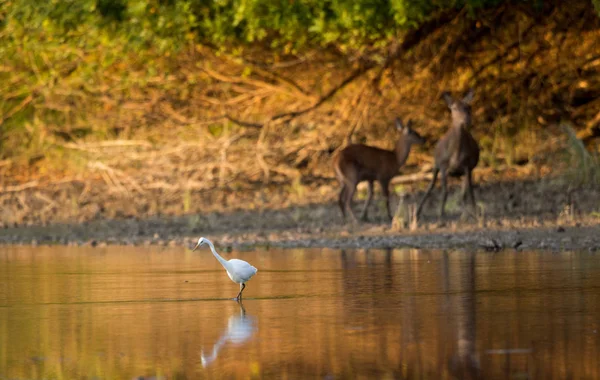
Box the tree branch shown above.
[271,62,376,121]
[228,8,467,128]
[224,114,263,129]
[471,21,536,80]
[227,61,377,128]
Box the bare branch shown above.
[0,181,39,193]
[235,56,313,97]
[471,22,536,80]
[271,63,377,121]
[224,114,263,129]
[201,66,311,100]
[225,62,376,128]
[0,95,33,124]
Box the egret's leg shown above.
[236,283,246,301]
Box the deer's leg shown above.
[360,181,374,221]
[466,169,477,217]
[461,173,469,205]
[345,184,359,223]
[381,179,393,221]
[416,169,439,217]
[439,170,448,219]
[341,168,359,223]
[459,173,470,221]
[338,184,347,220]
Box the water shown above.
[1,246,600,379]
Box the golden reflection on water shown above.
[1,246,600,379]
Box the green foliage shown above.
[0,0,195,160]
[0,0,543,55]
[2,0,599,55]
[3,0,196,50]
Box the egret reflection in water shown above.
[200,301,258,367]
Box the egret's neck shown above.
[206,240,229,268]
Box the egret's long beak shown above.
[192,243,200,251]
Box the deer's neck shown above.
[452,122,470,134]
[394,139,412,167]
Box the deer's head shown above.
[443,88,474,129]
[395,117,425,146]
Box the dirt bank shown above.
[0,177,598,251]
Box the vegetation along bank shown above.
[0,0,599,248]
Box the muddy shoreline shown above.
[1,178,598,251]
[0,220,599,252]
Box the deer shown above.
[416,88,480,220]
[333,117,425,223]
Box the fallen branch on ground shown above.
[0,181,39,193]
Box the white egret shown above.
[192,237,258,301]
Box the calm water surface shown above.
[1,246,600,379]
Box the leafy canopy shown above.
[1,0,521,53]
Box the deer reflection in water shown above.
[200,301,257,368]
[445,251,481,380]
[340,248,481,378]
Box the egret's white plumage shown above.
[193,237,257,300]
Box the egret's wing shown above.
[228,259,258,279]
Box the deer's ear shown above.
[442,91,453,107]
[395,117,404,132]
[462,88,475,104]
[404,119,413,134]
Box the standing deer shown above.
[416,89,480,220]
[334,118,425,223]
